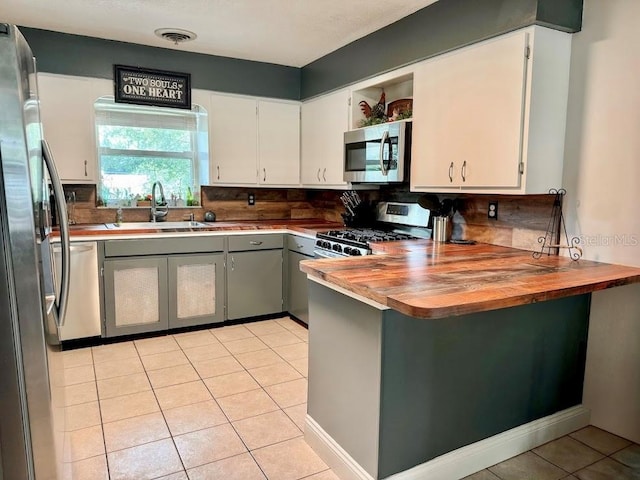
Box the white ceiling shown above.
[0,0,438,67]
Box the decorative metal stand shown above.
[533,188,582,261]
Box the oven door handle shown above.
[43,139,69,328]
[314,249,338,259]
[379,130,389,176]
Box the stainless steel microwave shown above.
[343,120,411,184]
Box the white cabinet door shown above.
[209,94,257,184]
[301,89,350,187]
[258,100,300,185]
[38,74,99,183]
[191,89,212,188]
[412,31,528,192]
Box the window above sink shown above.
[95,97,209,208]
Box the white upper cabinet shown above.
[209,93,258,185]
[300,88,350,187]
[209,94,301,186]
[38,73,109,183]
[258,100,300,186]
[411,26,572,194]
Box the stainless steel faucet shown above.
[150,181,168,222]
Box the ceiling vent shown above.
[154,28,197,45]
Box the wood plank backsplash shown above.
[60,184,559,253]
[379,185,559,251]
[59,185,369,225]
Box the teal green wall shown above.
[19,0,582,100]
[21,27,301,100]
[300,0,583,98]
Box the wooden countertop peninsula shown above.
[300,241,640,319]
[60,220,640,320]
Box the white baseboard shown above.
[305,415,375,480]
[306,405,590,480]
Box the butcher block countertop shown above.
[56,219,342,240]
[300,241,640,320]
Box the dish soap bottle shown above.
[186,187,194,207]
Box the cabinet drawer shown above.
[104,236,225,257]
[228,234,283,252]
[287,235,316,256]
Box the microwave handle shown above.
[379,130,389,176]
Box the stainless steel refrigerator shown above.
[0,23,70,479]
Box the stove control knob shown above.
[316,239,322,247]
[343,247,352,255]
[351,249,361,256]
[332,244,342,253]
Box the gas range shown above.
[314,202,431,258]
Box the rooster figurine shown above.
[359,92,386,121]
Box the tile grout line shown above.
[483,430,640,480]
[183,318,310,477]
[230,320,324,480]
[177,323,277,478]
[238,352,305,435]
[132,337,189,479]
[568,433,633,458]
[61,352,105,472]
[67,317,310,479]
[168,327,266,476]
[527,449,572,476]
[89,346,112,480]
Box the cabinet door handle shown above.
[322,168,327,182]
[217,166,220,180]
[231,256,235,271]
[84,159,88,177]
[448,162,454,183]
[461,160,467,182]
[249,241,263,246]
[317,168,321,181]
[263,168,266,182]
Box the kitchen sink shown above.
[104,221,209,230]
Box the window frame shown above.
[94,96,208,207]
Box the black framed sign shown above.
[114,65,191,109]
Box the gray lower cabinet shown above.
[286,235,316,325]
[227,235,284,320]
[104,253,226,337]
[168,253,226,329]
[103,256,169,337]
[102,234,288,334]
[102,237,226,337]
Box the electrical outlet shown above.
[248,193,255,206]
[488,201,498,220]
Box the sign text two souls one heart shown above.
[114,65,191,109]
[122,76,184,100]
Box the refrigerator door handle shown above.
[42,139,69,327]
[44,293,56,315]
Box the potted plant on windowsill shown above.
[136,194,152,207]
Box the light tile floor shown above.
[464,426,640,480]
[60,316,640,480]
[60,316,338,480]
